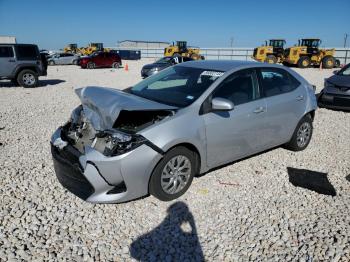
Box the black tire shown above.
[335,59,340,68]
[17,69,38,88]
[322,56,335,69]
[87,62,95,69]
[112,62,120,69]
[200,55,205,60]
[49,60,55,65]
[285,114,313,151]
[265,55,277,64]
[297,56,311,68]
[149,146,198,201]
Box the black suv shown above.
[0,44,47,87]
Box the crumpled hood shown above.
[75,86,177,130]
[327,75,350,88]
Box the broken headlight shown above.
[97,130,146,157]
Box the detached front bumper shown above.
[318,91,350,111]
[51,127,163,203]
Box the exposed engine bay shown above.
[61,105,174,156]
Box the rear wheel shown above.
[149,146,198,201]
[87,62,95,69]
[265,55,277,64]
[285,115,313,151]
[322,56,335,69]
[49,60,55,65]
[112,62,120,68]
[17,69,38,88]
[297,56,311,68]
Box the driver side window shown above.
[213,69,259,106]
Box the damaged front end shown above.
[50,86,177,203]
[61,105,174,157]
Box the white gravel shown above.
[0,60,349,261]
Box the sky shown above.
[0,0,349,50]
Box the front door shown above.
[203,68,268,168]
[0,46,16,76]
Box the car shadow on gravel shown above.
[130,202,204,261]
[38,79,66,87]
[287,167,336,196]
[0,79,65,88]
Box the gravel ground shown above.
[0,60,349,261]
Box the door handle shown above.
[253,106,265,114]
[8,59,15,62]
[296,95,304,101]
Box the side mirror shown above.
[211,97,234,111]
[333,70,339,75]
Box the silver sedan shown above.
[51,60,317,203]
[48,53,80,65]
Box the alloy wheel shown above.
[22,73,35,86]
[296,122,311,148]
[161,155,192,195]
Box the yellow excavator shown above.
[252,39,286,63]
[164,41,204,60]
[283,39,339,68]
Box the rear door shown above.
[257,67,306,146]
[0,46,15,76]
[203,68,268,168]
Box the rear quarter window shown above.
[0,46,14,57]
[15,45,39,60]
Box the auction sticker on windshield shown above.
[200,71,224,78]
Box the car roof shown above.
[178,60,262,72]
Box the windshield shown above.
[270,40,284,48]
[155,57,173,64]
[338,64,350,76]
[131,66,224,107]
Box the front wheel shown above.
[149,146,198,201]
[285,115,313,151]
[87,62,95,69]
[322,56,335,69]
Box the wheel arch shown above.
[162,143,201,174]
[14,66,39,79]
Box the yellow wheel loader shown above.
[283,39,338,69]
[252,39,286,64]
[164,41,204,60]
[79,43,110,56]
[64,44,79,54]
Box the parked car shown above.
[0,44,47,87]
[141,56,193,78]
[51,60,317,204]
[48,53,80,65]
[318,63,350,111]
[79,52,122,69]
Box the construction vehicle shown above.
[63,43,79,54]
[164,41,203,60]
[283,39,339,68]
[79,43,110,56]
[252,39,286,64]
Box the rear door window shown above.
[15,45,39,60]
[258,68,300,97]
[0,46,14,57]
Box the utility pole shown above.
[230,37,234,48]
[344,33,348,48]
